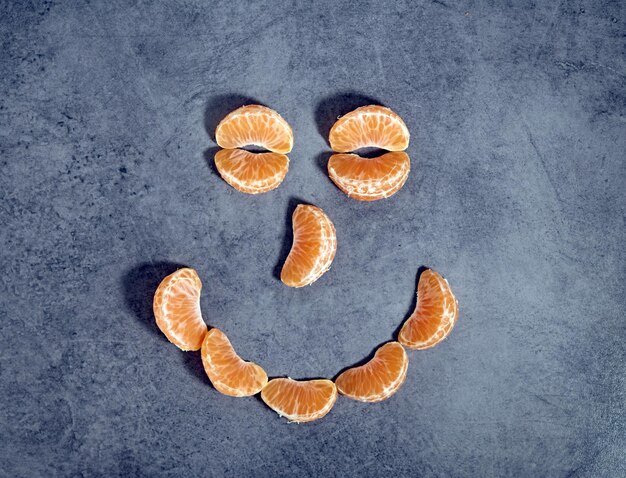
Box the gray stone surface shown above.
[1,1,625,476]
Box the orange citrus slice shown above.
[214,148,289,194]
[335,342,408,402]
[261,378,337,422]
[153,268,207,351]
[398,269,459,349]
[329,105,410,152]
[328,151,410,201]
[201,328,268,397]
[280,204,337,288]
[215,105,293,154]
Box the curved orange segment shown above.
[328,151,410,201]
[261,378,337,422]
[398,269,459,349]
[335,342,408,402]
[280,204,337,288]
[329,105,409,152]
[201,329,268,397]
[153,268,208,351]
[215,105,293,154]
[214,148,289,194]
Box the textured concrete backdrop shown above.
[1,1,625,476]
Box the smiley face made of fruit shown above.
[152,104,459,422]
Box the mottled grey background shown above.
[1,0,624,476]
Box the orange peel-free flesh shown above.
[335,342,408,402]
[328,151,410,201]
[261,378,338,423]
[280,204,337,288]
[215,105,294,154]
[153,268,208,351]
[201,329,268,397]
[329,105,410,153]
[214,148,289,194]
[398,269,459,350]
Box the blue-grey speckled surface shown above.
[1,1,625,476]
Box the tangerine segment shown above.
[214,149,289,194]
[201,329,268,397]
[153,268,207,351]
[280,204,337,288]
[215,105,294,154]
[398,269,459,350]
[328,152,410,201]
[329,105,410,152]
[261,378,337,423]
[335,342,408,403]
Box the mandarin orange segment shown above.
[328,151,410,201]
[280,204,337,288]
[214,148,289,194]
[335,342,408,402]
[329,105,410,152]
[261,378,337,423]
[153,268,208,351]
[215,105,294,154]
[201,328,268,397]
[398,269,459,350]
